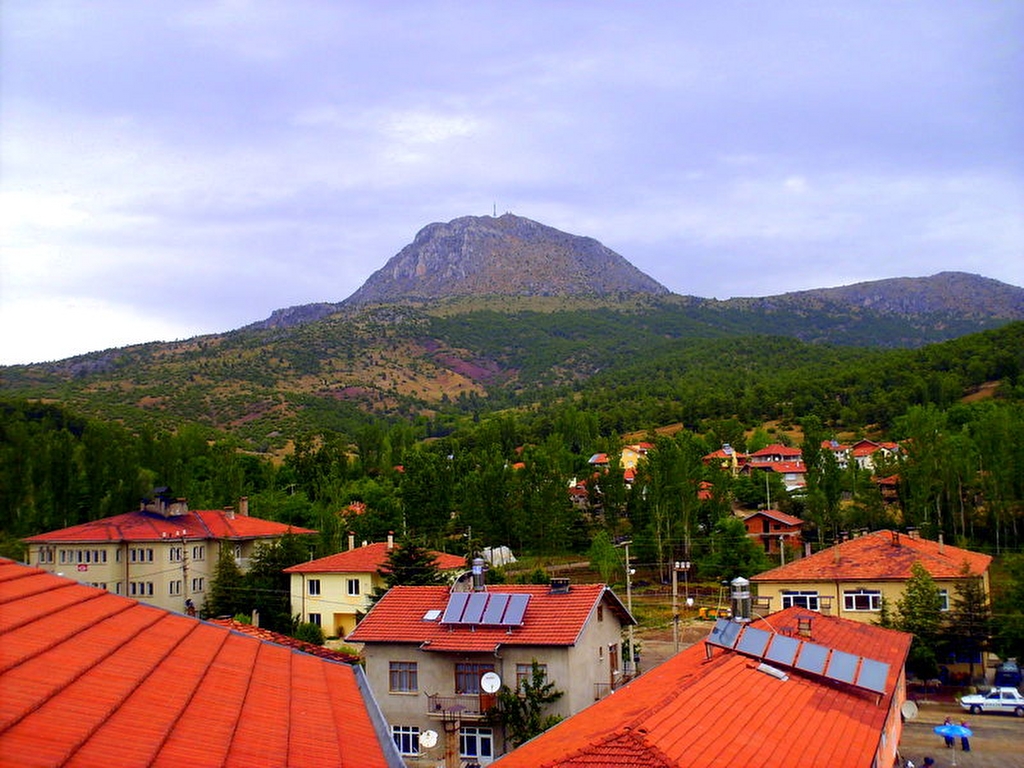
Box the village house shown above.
[739,507,804,559]
[21,492,316,615]
[347,577,635,766]
[284,533,467,638]
[749,529,992,636]
[0,558,403,767]
[492,596,913,768]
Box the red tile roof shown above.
[284,542,467,574]
[743,508,804,527]
[749,443,803,459]
[0,559,393,768]
[0,561,391,768]
[22,508,316,544]
[751,529,991,583]
[348,584,634,652]
[493,607,912,768]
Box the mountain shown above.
[344,214,670,306]
[2,213,1023,446]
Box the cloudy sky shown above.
[2,1,1022,364]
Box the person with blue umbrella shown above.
[932,720,973,765]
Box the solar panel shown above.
[708,618,742,649]
[764,633,800,667]
[462,592,489,624]
[735,626,771,657]
[856,658,890,694]
[795,642,829,675]
[503,594,530,626]
[481,593,511,624]
[825,649,859,684]
[441,592,469,623]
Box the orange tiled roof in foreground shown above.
[206,617,361,663]
[493,607,912,768]
[284,541,466,574]
[22,507,317,543]
[348,583,634,652]
[0,559,396,768]
[751,529,991,583]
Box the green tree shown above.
[696,516,771,582]
[205,543,248,618]
[370,538,453,604]
[943,563,991,683]
[588,529,620,585]
[489,660,564,747]
[993,554,1024,662]
[894,561,945,679]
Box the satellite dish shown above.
[901,700,919,721]
[419,730,438,749]
[481,671,502,693]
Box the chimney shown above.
[387,531,394,550]
[238,496,249,517]
[797,615,813,638]
[730,577,751,622]
[804,542,812,557]
[907,527,919,540]
[348,532,356,551]
[472,558,486,592]
[224,505,235,520]
[938,532,945,554]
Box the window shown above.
[455,663,494,694]
[234,543,242,559]
[843,589,882,612]
[192,545,205,561]
[391,725,420,755]
[597,605,604,622]
[37,548,54,564]
[939,589,950,611]
[781,590,820,610]
[347,578,360,596]
[460,726,493,761]
[130,548,154,563]
[191,577,204,593]
[130,581,154,597]
[170,547,183,562]
[308,579,321,596]
[516,663,548,690]
[308,613,321,627]
[169,580,182,596]
[389,661,418,692]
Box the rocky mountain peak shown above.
[343,214,669,305]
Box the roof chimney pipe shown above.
[471,558,486,592]
[731,577,751,623]
[348,532,355,551]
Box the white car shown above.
[959,686,1024,716]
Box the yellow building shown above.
[23,495,316,614]
[749,529,991,623]
[285,534,467,638]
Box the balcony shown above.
[425,693,497,721]
[593,672,634,701]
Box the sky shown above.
[1,1,1022,365]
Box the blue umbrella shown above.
[933,724,973,766]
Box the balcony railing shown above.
[425,693,497,721]
[593,672,633,701]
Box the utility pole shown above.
[672,560,692,653]
[616,540,635,675]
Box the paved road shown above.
[898,700,1023,768]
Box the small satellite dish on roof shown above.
[901,700,919,721]
[419,730,438,749]
[481,671,502,693]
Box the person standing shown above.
[942,717,954,749]
[960,720,971,752]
